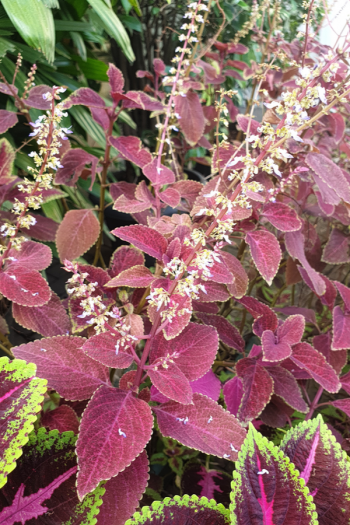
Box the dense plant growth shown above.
[0,0,350,523]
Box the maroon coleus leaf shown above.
[142,158,175,186]
[55,149,100,188]
[261,201,302,232]
[148,287,192,340]
[246,230,281,285]
[290,342,341,393]
[196,280,230,302]
[322,228,350,264]
[109,245,144,278]
[76,385,153,499]
[189,370,221,401]
[205,257,234,284]
[0,467,77,525]
[109,136,152,168]
[313,331,347,374]
[331,306,350,351]
[96,451,149,525]
[153,392,246,460]
[223,376,243,418]
[274,306,318,327]
[112,225,168,260]
[112,183,152,214]
[341,371,350,394]
[0,110,17,134]
[306,152,350,204]
[264,365,307,412]
[0,427,103,525]
[107,63,124,94]
[172,180,203,210]
[262,314,305,362]
[6,240,52,271]
[235,358,273,424]
[298,266,336,310]
[333,280,350,311]
[63,87,105,109]
[275,311,305,345]
[26,214,59,242]
[106,265,155,288]
[174,90,205,146]
[260,395,295,428]
[149,360,193,404]
[12,291,70,337]
[236,114,261,135]
[181,464,231,507]
[220,251,248,299]
[285,229,326,296]
[56,209,100,262]
[82,330,134,369]
[0,83,18,96]
[0,266,51,307]
[123,91,164,111]
[0,358,47,489]
[238,297,278,337]
[0,138,15,183]
[281,415,350,525]
[25,85,53,109]
[231,425,318,525]
[159,187,181,208]
[13,335,110,401]
[331,398,350,417]
[149,322,218,382]
[195,312,244,352]
[41,405,79,434]
[90,106,109,130]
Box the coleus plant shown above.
[0,0,350,523]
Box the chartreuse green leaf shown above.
[0,357,47,489]
[230,424,318,524]
[125,495,230,524]
[86,0,135,62]
[0,0,55,63]
[39,0,60,8]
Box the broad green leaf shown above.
[0,357,47,489]
[54,19,92,31]
[86,0,135,62]
[39,0,60,8]
[72,54,109,81]
[1,0,55,63]
[70,31,88,61]
[69,105,106,147]
[0,36,14,57]
[65,0,89,19]
[119,14,142,32]
[127,0,142,16]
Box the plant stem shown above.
[305,385,323,421]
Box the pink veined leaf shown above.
[149,360,193,405]
[196,280,230,303]
[106,265,155,288]
[261,330,292,362]
[341,370,350,395]
[76,386,154,499]
[298,266,336,310]
[5,240,52,271]
[285,230,326,296]
[260,395,295,429]
[107,63,125,93]
[277,314,305,345]
[313,331,347,374]
[159,188,181,208]
[261,202,302,232]
[192,301,219,314]
[149,322,218,381]
[306,152,350,204]
[238,296,278,337]
[112,225,168,260]
[0,358,47,489]
[220,251,248,299]
[235,358,274,424]
[331,398,350,417]
[82,330,134,369]
[164,238,181,262]
[26,214,59,242]
[195,312,244,352]
[264,365,307,412]
[0,266,51,307]
[331,306,350,351]
[153,57,165,75]
[236,114,261,135]
[63,87,105,109]
[223,376,243,418]
[205,258,233,285]
[109,245,144,278]
[0,467,77,525]
[333,280,350,311]
[274,306,318,327]
[172,180,203,210]
[281,415,350,525]
[189,370,221,401]
[142,158,175,186]
[290,342,341,393]
[113,187,151,214]
[148,289,191,340]
[41,405,79,434]
[109,136,152,168]
[315,190,335,215]
[122,91,164,111]
[246,230,281,285]
[12,291,70,337]
[322,228,350,264]
[231,425,318,525]
[56,209,100,262]
[181,464,231,507]
[25,85,53,109]
[174,90,205,146]
[153,392,246,460]
[13,335,110,401]
[329,112,345,142]
[96,451,149,525]
[0,82,18,96]
[0,138,15,183]
[90,106,109,130]
[55,149,100,188]
[0,110,18,134]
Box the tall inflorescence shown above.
[0,86,72,261]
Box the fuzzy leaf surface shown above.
[6,241,52,271]
[195,313,244,351]
[56,209,100,262]
[142,158,175,186]
[174,91,205,146]
[265,365,307,412]
[41,405,79,434]
[76,386,153,499]
[262,202,302,232]
[221,251,248,299]
[149,361,193,405]
[0,266,51,307]
[112,225,168,260]
[82,331,134,369]
[223,376,243,418]
[246,230,281,285]
[110,136,152,168]
[0,139,15,183]
[322,228,350,264]
[306,152,350,203]
[236,358,274,424]
[238,297,278,337]
[0,110,18,134]
[291,343,341,393]
[332,306,350,350]
[313,332,347,374]
[106,265,155,288]
[109,246,144,277]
